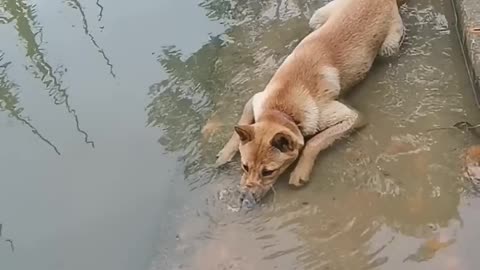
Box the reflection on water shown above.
[0,0,94,149]
[148,0,480,269]
[65,0,115,77]
[0,51,60,154]
[0,224,14,252]
[95,0,104,22]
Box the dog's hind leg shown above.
[215,96,255,167]
[289,101,364,187]
[309,0,341,30]
[379,6,405,57]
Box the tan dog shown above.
[216,0,406,203]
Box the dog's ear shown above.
[270,132,296,152]
[234,125,254,143]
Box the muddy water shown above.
[0,0,480,269]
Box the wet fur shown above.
[215,0,406,200]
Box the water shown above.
[1,0,480,269]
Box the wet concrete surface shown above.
[452,0,480,99]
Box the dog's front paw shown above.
[215,148,237,167]
[289,161,314,187]
[379,27,405,57]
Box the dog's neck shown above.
[258,109,302,136]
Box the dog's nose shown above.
[245,180,261,188]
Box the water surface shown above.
[1,0,480,270]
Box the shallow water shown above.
[1,0,480,269]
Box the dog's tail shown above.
[397,0,407,6]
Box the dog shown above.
[215,0,406,204]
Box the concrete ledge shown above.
[452,0,480,106]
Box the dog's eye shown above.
[262,169,275,177]
[242,164,249,172]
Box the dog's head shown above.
[235,120,304,204]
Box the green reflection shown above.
[0,51,60,154]
[1,0,94,148]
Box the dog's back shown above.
[271,0,397,98]
[320,0,396,88]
